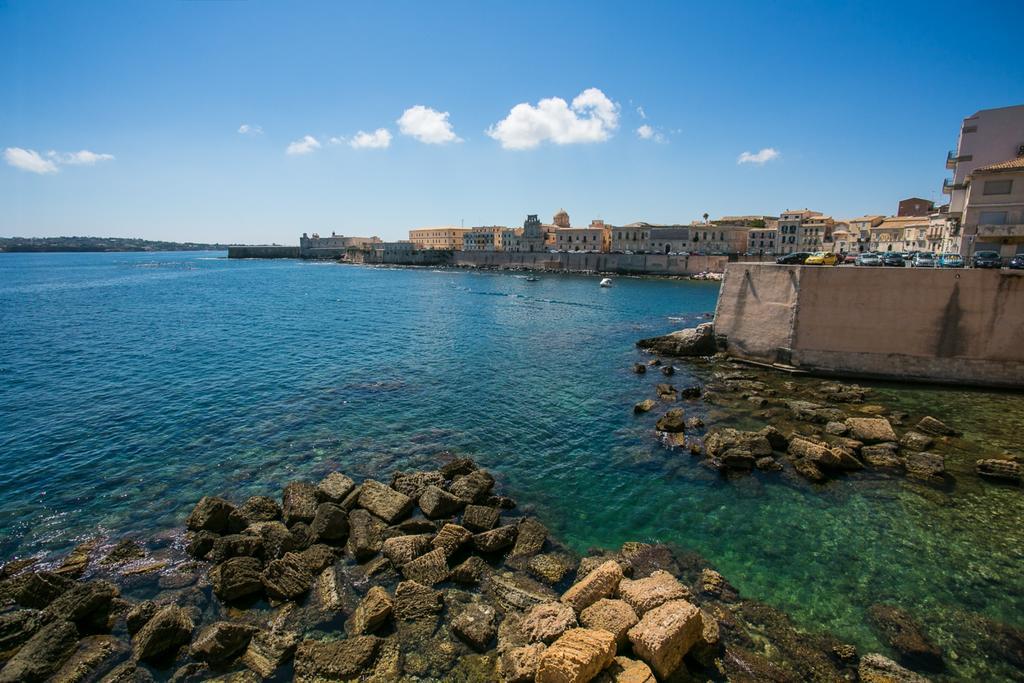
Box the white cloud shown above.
[737,148,780,165]
[4,147,58,174]
[486,87,620,150]
[48,150,115,165]
[328,136,346,145]
[636,105,647,119]
[238,123,263,135]
[636,125,666,143]
[286,135,321,155]
[397,105,461,144]
[349,128,392,149]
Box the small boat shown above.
[599,277,613,287]
[525,276,539,282]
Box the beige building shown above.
[748,226,779,255]
[462,226,508,251]
[648,227,693,254]
[868,216,927,252]
[610,222,653,253]
[555,219,611,253]
[408,227,470,250]
[943,104,1024,221]
[799,215,835,252]
[960,156,1024,259]
[299,232,382,258]
[927,212,954,254]
[827,222,855,255]
[777,209,823,254]
[845,215,885,253]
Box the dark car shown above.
[880,252,905,267]
[776,252,812,265]
[1010,254,1024,270]
[972,250,1002,269]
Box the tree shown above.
[702,212,709,224]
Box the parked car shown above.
[880,252,905,267]
[938,253,965,268]
[971,250,1002,269]
[1010,254,1024,270]
[900,251,917,262]
[855,253,882,267]
[776,252,812,264]
[805,251,839,266]
[911,253,936,268]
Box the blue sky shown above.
[2,1,1023,244]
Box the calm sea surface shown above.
[1,251,1021,677]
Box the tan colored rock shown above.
[536,628,616,683]
[400,547,449,586]
[580,599,638,649]
[627,599,702,679]
[594,656,656,683]
[348,586,393,634]
[431,523,472,558]
[845,417,898,444]
[560,560,623,615]
[357,481,413,524]
[381,534,432,566]
[500,643,546,683]
[618,570,689,615]
[522,601,578,644]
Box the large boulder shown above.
[242,629,299,678]
[0,619,78,682]
[593,656,656,683]
[208,533,264,564]
[310,503,349,542]
[261,553,315,601]
[511,518,548,558]
[293,636,381,682]
[348,586,393,635]
[627,599,702,679]
[43,579,118,629]
[382,534,433,566]
[316,472,356,504]
[474,525,519,554]
[462,504,501,532]
[449,469,495,503]
[914,416,957,437]
[654,409,686,433]
[400,548,450,586]
[357,481,413,524]
[5,570,73,609]
[704,428,773,467]
[186,496,237,533]
[132,605,194,662]
[418,485,465,519]
[845,417,898,444]
[210,556,264,602]
[452,601,499,651]
[431,523,473,558]
[581,599,639,651]
[561,560,623,615]
[393,580,443,621]
[489,572,558,612]
[391,470,445,500]
[189,621,257,664]
[346,509,386,561]
[236,495,282,524]
[522,601,578,644]
[500,643,546,683]
[636,323,716,357]
[282,482,318,526]
[617,571,689,616]
[51,633,128,683]
[976,458,1022,483]
[536,628,616,683]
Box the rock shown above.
[390,470,445,500]
[100,539,145,565]
[248,521,299,559]
[489,572,558,612]
[0,609,41,654]
[655,408,686,433]
[684,416,704,430]
[705,428,772,459]
[787,400,845,423]
[758,425,788,450]
[357,480,414,524]
[976,458,1022,483]
[432,523,473,558]
[633,399,656,414]
[52,634,127,683]
[241,629,299,678]
[262,553,314,601]
[400,547,450,586]
[593,656,656,683]
[317,472,356,504]
[382,534,432,566]
[700,568,734,599]
[349,586,393,635]
[561,560,623,615]
[393,580,443,620]
[186,496,236,533]
[189,621,256,664]
[862,443,904,469]
[99,661,154,683]
[293,636,381,682]
[792,457,827,482]
[298,544,336,573]
[868,604,943,671]
[618,570,689,616]
[755,456,783,471]
[210,556,264,602]
[523,602,578,644]
[6,570,74,609]
[858,652,930,682]
[346,509,386,561]
[418,485,465,519]
[627,599,702,679]
[208,533,264,564]
[915,416,957,437]
[43,580,118,630]
[528,554,575,585]
[314,566,358,612]
[631,363,646,374]
[452,601,499,651]
[125,601,157,635]
[474,525,518,553]
[0,619,78,682]
[577,555,631,581]
[830,446,865,470]
[689,610,721,667]
[282,482,318,526]
[287,521,313,551]
[237,495,282,524]
[536,627,616,683]
[903,452,945,481]
[845,417,898,443]
[449,469,495,503]
[452,556,489,585]
[310,503,349,541]
[636,323,716,357]
[440,457,478,478]
[462,504,501,532]
[132,605,193,661]
[900,431,935,451]
[825,421,850,436]
[654,383,677,401]
[511,518,548,558]
[500,643,546,683]
[660,365,675,376]
[580,599,638,650]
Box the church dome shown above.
[553,209,570,228]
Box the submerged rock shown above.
[858,652,931,682]
[868,604,943,671]
[975,458,1022,483]
[914,416,957,437]
[903,452,945,482]
[293,635,381,682]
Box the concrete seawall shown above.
[714,263,1024,388]
[228,246,300,258]
[364,250,728,274]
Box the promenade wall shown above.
[364,250,727,274]
[228,246,300,258]
[714,263,1024,388]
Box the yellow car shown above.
[804,251,838,266]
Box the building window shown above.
[983,179,1013,195]
[978,211,1008,225]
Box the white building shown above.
[944,104,1024,220]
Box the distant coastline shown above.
[0,236,240,253]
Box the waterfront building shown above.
[409,226,471,250]
[798,215,834,252]
[610,222,652,253]
[777,209,823,254]
[959,156,1024,259]
[299,232,382,258]
[943,104,1024,235]
[845,215,885,253]
[869,216,926,252]
[747,226,778,255]
[504,214,547,253]
[554,219,611,253]
[828,222,855,255]
[647,226,692,254]
[462,226,508,251]
[928,211,953,254]
[897,197,935,217]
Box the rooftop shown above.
[973,156,1024,173]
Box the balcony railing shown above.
[942,178,967,194]
[975,224,1024,239]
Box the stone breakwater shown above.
[0,457,966,682]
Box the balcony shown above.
[946,150,972,169]
[942,178,967,194]
[975,224,1024,239]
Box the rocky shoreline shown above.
[1,454,992,683]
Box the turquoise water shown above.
[1,252,1021,678]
